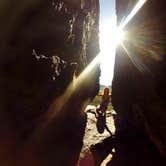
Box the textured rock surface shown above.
[0,0,100,165]
[113,0,166,157]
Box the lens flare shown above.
[40,0,148,122]
[100,0,147,86]
[120,0,147,29]
[99,19,126,85]
[116,28,125,44]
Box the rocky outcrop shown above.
[113,0,166,157]
[0,0,100,165]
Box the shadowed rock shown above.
[113,0,166,159]
[0,0,100,165]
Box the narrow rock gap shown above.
[99,0,116,86]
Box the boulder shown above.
[0,0,100,165]
[113,0,166,157]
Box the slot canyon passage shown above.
[0,0,166,165]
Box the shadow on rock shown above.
[91,132,166,166]
[96,111,112,135]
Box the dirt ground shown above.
[78,105,115,166]
[78,105,166,166]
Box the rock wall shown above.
[0,0,100,165]
[113,0,166,156]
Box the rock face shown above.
[113,0,166,157]
[0,0,100,165]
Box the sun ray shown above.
[99,0,147,86]
[121,42,150,73]
[120,0,147,29]
[99,19,125,86]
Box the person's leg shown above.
[105,124,112,136]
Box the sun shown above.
[99,21,125,48]
[115,28,125,44]
[99,20,125,86]
[99,0,147,86]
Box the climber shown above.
[96,87,111,114]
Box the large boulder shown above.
[0,0,100,165]
[113,0,166,157]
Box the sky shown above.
[100,0,116,22]
[99,0,147,86]
[99,0,116,86]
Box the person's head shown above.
[103,87,110,97]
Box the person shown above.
[96,87,111,114]
[94,87,112,134]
